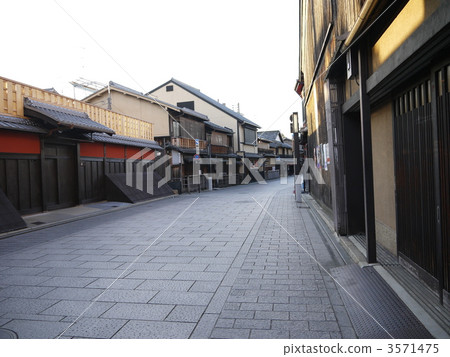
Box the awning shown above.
[90,133,162,150]
[244,152,262,159]
[24,98,115,135]
[214,153,240,158]
[168,146,208,155]
[179,107,209,121]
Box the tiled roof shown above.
[270,141,292,149]
[90,133,162,150]
[258,130,280,142]
[148,78,261,128]
[24,98,115,135]
[0,114,48,134]
[204,121,234,134]
[179,107,209,121]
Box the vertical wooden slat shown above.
[0,78,5,114]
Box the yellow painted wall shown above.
[110,92,169,137]
[258,141,270,150]
[86,91,170,137]
[151,84,246,152]
[371,103,397,254]
[371,0,440,72]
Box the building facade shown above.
[299,0,450,301]
[0,76,165,233]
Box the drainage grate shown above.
[331,264,433,339]
[31,221,46,226]
[0,328,18,339]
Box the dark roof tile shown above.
[0,114,48,134]
[24,98,115,135]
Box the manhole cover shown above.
[0,328,18,339]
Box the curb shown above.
[0,194,178,240]
[303,193,449,339]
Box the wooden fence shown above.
[0,76,153,140]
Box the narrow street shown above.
[0,179,430,339]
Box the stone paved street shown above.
[0,178,356,339]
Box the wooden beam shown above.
[358,42,377,264]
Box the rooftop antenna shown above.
[70,77,106,99]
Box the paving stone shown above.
[257,296,290,304]
[240,302,273,311]
[175,271,225,281]
[73,255,116,262]
[190,313,220,339]
[189,281,220,293]
[35,260,85,268]
[226,295,258,303]
[0,297,59,315]
[0,286,55,299]
[125,270,177,280]
[250,329,289,339]
[77,261,124,269]
[41,287,103,301]
[205,286,231,313]
[159,263,208,272]
[113,320,195,339]
[38,277,96,288]
[210,328,250,339]
[290,311,326,321]
[150,256,194,264]
[0,318,11,326]
[234,318,270,329]
[309,320,340,332]
[219,310,255,319]
[82,269,129,279]
[0,275,51,286]
[96,289,157,303]
[40,300,114,317]
[272,320,309,331]
[85,278,144,290]
[215,318,235,328]
[1,313,64,322]
[0,180,361,340]
[165,305,206,322]
[39,268,91,277]
[290,330,331,339]
[101,303,174,321]
[151,291,213,306]
[254,311,289,320]
[62,317,127,339]
[137,280,194,292]
[1,319,70,339]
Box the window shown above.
[172,120,180,137]
[166,85,173,92]
[244,128,257,145]
[179,117,205,139]
[177,101,195,110]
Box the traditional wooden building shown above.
[147,78,262,181]
[0,76,164,233]
[84,81,236,192]
[299,0,449,303]
[258,131,294,179]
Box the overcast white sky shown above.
[2,0,301,136]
